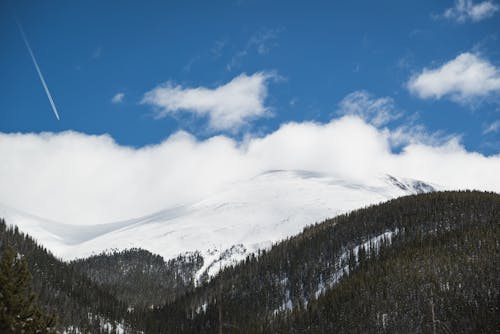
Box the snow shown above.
[0,171,434,278]
[63,319,128,334]
[272,229,400,316]
[313,229,399,299]
[195,301,208,314]
[102,321,126,334]
[63,326,82,334]
[274,280,293,314]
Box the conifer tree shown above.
[0,245,56,333]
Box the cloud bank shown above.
[442,0,499,23]
[1,115,499,226]
[407,52,500,104]
[141,72,274,131]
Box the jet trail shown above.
[16,20,60,120]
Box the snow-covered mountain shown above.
[0,170,436,279]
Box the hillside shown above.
[0,221,132,333]
[137,191,499,333]
[70,249,203,308]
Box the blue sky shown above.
[1,0,499,153]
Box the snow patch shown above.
[314,229,399,299]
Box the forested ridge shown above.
[0,191,498,333]
[139,191,499,333]
[70,249,203,308]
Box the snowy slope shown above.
[0,170,436,278]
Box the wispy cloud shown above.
[182,56,201,73]
[338,90,401,127]
[338,91,451,147]
[407,52,500,104]
[227,28,281,71]
[250,29,280,55]
[483,119,500,134]
[441,0,499,23]
[211,40,227,58]
[92,47,102,59]
[111,92,125,104]
[384,123,457,148]
[141,72,276,131]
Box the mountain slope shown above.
[135,191,499,333]
[0,171,436,279]
[272,222,497,333]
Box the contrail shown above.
[16,19,60,120]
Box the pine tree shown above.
[0,245,56,333]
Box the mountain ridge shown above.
[0,171,437,278]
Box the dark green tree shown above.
[0,246,56,333]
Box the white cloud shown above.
[483,119,500,133]
[337,90,401,127]
[1,115,499,226]
[141,72,275,131]
[111,92,125,104]
[442,0,499,23]
[407,52,500,103]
